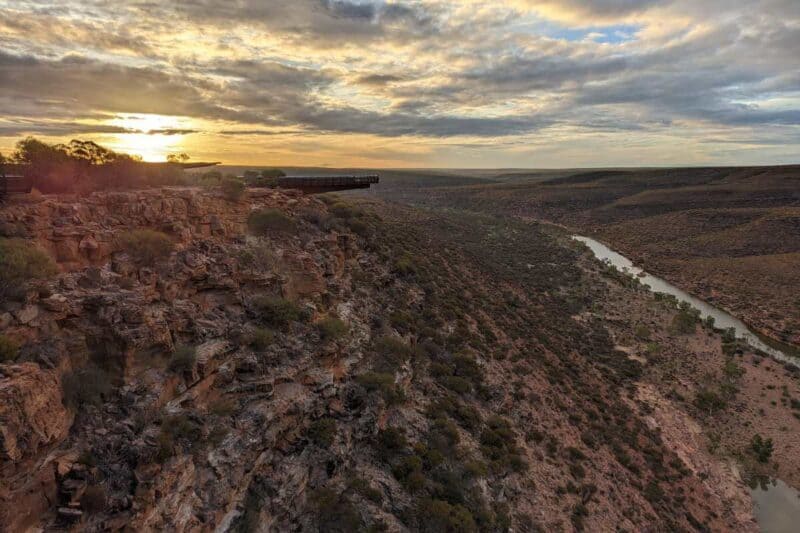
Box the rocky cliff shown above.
[0,188,757,531]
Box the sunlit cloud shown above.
[0,0,798,167]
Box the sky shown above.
[0,0,799,167]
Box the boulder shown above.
[13,305,40,325]
[0,363,73,462]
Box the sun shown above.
[104,114,193,161]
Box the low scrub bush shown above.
[430,354,484,395]
[750,434,774,463]
[247,209,296,235]
[0,334,20,362]
[249,327,275,350]
[417,498,477,533]
[310,487,361,532]
[249,176,278,188]
[348,477,383,503]
[694,387,726,413]
[252,295,304,327]
[394,253,419,276]
[329,201,362,220]
[318,317,349,341]
[671,303,701,335]
[63,366,113,408]
[427,397,481,431]
[0,238,57,298]
[376,426,408,458]
[374,335,414,373]
[392,454,426,492]
[356,372,405,405]
[308,417,337,447]
[168,345,197,375]
[237,242,278,271]
[480,416,527,473]
[156,414,202,462]
[118,229,173,266]
[634,325,651,340]
[220,177,246,201]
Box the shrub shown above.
[249,176,278,188]
[346,218,370,237]
[480,416,527,473]
[671,304,700,335]
[356,372,405,405]
[417,498,477,533]
[392,454,426,492]
[722,327,737,343]
[221,178,246,201]
[62,366,113,408]
[441,376,472,394]
[169,345,197,375]
[156,414,203,461]
[0,238,57,298]
[722,358,744,380]
[374,335,414,372]
[644,480,664,504]
[247,209,296,235]
[237,242,278,271]
[0,334,20,362]
[329,202,361,220]
[375,426,408,459]
[427,397,481,431]
[249,328,275,350]
[394,253,419,276]
[252,295,303,327]
[308,418,337,447]
[634,325,651,340]
[348,477,383,503]
[318,317,349,341]
[118,229,173,266]
[694,387,726,413]
[259,168,286,179]
[310,487,361,533]
[750,434,774,463]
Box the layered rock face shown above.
[0,188,347,530]
[0,188,756,532]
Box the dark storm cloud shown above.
[355,74,405,86]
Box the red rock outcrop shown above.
[0,363,73,463]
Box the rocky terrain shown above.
[0,186,782,531]
[360,166,800,348]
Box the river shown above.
[574,235,800,532]
[572,236,798,364]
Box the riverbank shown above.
[571,234,800,530]
[574,235,800,363]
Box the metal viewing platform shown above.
[276,174,379,194]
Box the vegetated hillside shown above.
[360,165,800,347]
[0,187,758,531]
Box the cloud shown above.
[0,0,798,166]
[517,0,669,24]
[354,74,405,86]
